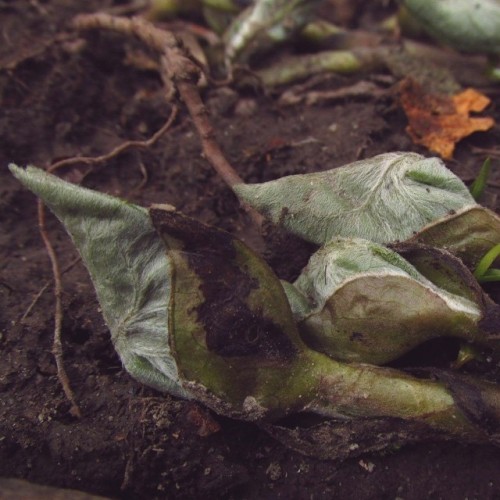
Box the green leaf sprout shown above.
[474,243,500,283]
[470,157,492,201]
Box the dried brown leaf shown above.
[400,79,494,159]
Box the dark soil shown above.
[2,2,500,499]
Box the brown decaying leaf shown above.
[399,79,495,159]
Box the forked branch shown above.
[73,13,262,227]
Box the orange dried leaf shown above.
[400,80,494,159]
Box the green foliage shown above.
[224,0,321,65]
[9,165,190,398]
[474,243,500,282]
[470,157,492,200]
[285,238,496,365]
[234,152,476,245]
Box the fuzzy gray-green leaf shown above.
[234,152,476,245]
[9,164,189,398]
[287,238,487,364]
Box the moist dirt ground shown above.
[1,1,500,499]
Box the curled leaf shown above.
[224,0,321,65]
[10,165,316,419]
[394,242,500,340]
[402,0,500,54]
[284,238,495,365]
[234,152,476,245]
[149,206,312,419]
[399,80,495,159]
[406,205,500,269]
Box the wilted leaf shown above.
[10,165,500,451]
[400,80,494,159]
[234,152,476,245]
[9,164,189,398]
[394,242,500,339]
[406,205,500,269]
[284,238,495,365]
[11,165,321,419]
[150,205,312,418]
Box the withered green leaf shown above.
[224,0,321,65]
[149,206,312,419]
[9,164,189,398]
[406,205,500,269]
[10,164,312,419]
[285,238,499,365]
[234,152,476,246]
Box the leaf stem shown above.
[74,13,263,227]
[470,157,492,201]
[305,354,498,442]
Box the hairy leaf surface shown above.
[286,238,494,364]
[9,164,189,398]
[234,152,475,245]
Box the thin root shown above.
[38,107,178,418]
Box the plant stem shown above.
[74,13,263,227]
[304,353,499,442]
[256,49,377,87]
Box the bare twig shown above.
[37,108,178,417]
[472,146,500,159]
[172,74,244,186]
[134,161,149,192]
[279,79,387,106]
[74,13,263,227]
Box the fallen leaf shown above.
[399,79,494,159]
